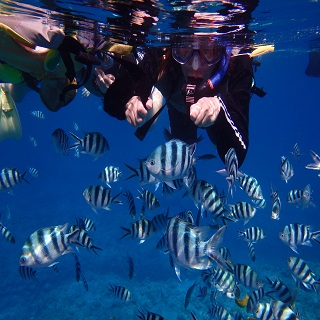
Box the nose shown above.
[191,51,200,70]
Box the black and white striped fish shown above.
[208,303,233,320]
[280,156,294,183]
[123,188,136,219]
[76,217,96,232]
[270,188,281,220]
[287,184,314,209]
[19,266,37,281]
[217,148,243,197]
[229,202,256,225]
[137,310,165,320]
[0,219,15,243]
[251,198,266,209]
[238,173,263,200]
[210,267,240,299]
[145,139,196,188]
[109,284,132,301]
[30,110,45,119]
[291,143,302,162]
[98,166,122,187]
[137,188,160,212]
[246,287,265,313]
[219,247,231,262]
[73,253,88,291]
[151,210,169,231]
[19,223,79,268]
[187,180,231,225]
[0,168,29,190]
[233,264,264,289]
[305,150,320,171]
[51,128,69,155]
[120,218,155,244]
[279,223,320,254]
[287,256,320,292]
[69,225,102,254]
[83,185,122,213]
[254,302,274,320]
[69,131,109,160]
[246,241,256,262]
[28,167,39,178]
[162,178,185,196]
[165,215,229,281]
[238,226,266,243]
[271,300,300,320]
[124,160,158,185]
[266,277,293,305]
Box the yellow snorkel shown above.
[0,85,22,141]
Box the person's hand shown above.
[81,87,91,98]
[94,68,115,94]
[125,96,153,127]
[190,96,221,127]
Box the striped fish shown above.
[271,300,299,320]
[151,211,169,231]
[210,267,240,299]
[280,156,294,183]
[98,166,122,187]
[120,218,155,244]
[270,188,281,220]
[305,150,320,171]
[254,302,274,320]
[0,168,29,190]
[279,223,320,254]
[187,179,231,225]
[69,131,109,160]
[28,167,39,178]
[145,139,196,188]
[137,188,160,211]
[246,287,265,313]
[217,148,243,197]
[109,284,132,301]
[246,241,256,262]
[30,110,45,119]
[0,219,15,243]
[238,226,266,243]
[266,277,293,304]
[162,178,185,196]
[185,280,198,309]
[238,173,264,200]
[251,198,267,209]
[233,264,264,289]
[124,160,158,185]
[291,143,302,162]
[287,256,320,292]
[219,247,231,262]
[19,223,79,268]
[73,253,88,291]
[83,185,122,213]
[137,310,165,320]
[51,128,69,155]
[229,202,256,225]
[165,215,229,281]
[209,303,233,320]
[69,225,102,254]
[123,188,136,219]
[19,266,37,281]
[76,217,96,232]
[287,184,314,209]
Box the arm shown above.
[208,55,253,167]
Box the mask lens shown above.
[202,46,224,66]
[172,47,194,64]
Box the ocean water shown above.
[0,0,320,319]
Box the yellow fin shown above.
[235,294,249,308]
[0,86,22,141]
[249,45,275,58]
[0,22,35,48]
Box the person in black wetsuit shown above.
[104,39,254,167]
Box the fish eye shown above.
[149,160,155,166]
[19,256,26,265]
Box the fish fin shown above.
[139,239,145,244]
[302,240,313,247]
[174,263,182,282]
[164,180,177,189]
[120,227,131,240]
[216,168,227,176]
[48,262,59,268]
[290,245,299,254]
[124,163,139,180]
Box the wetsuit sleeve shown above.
[207,55,253,167]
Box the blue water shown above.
[1,0,320,319]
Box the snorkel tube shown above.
[207,45,232,89]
